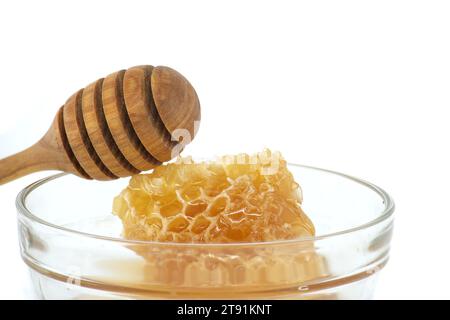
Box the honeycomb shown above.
[136,245,329,293]
[111,149,328,294]
[113,149,315,243]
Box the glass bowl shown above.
[16,164,394,300]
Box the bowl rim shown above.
[16,164,395,247]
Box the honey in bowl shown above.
[112,149,329,295]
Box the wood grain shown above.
[102,70,159,171]
[82,78,138,177]
[0,108,89,184]
[152,66,201,141]
[123,66,177,162]
[63,89,116,181]
[0,64,201,185]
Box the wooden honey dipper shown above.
[0,65,201,185]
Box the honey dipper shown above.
[0,65,201,185]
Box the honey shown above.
[108,150,328,294]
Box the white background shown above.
[0,0,449,299]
